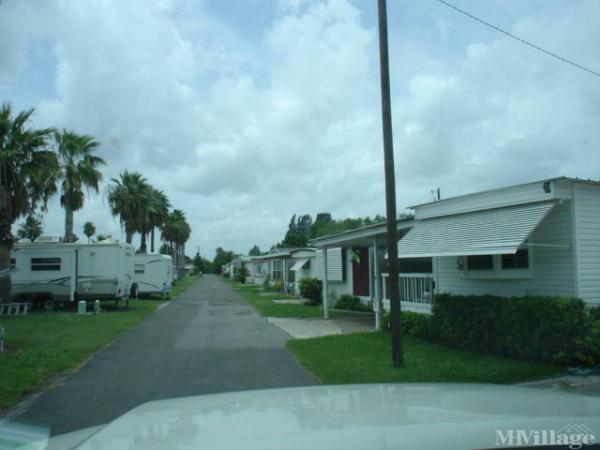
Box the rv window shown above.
[467,255,493,271]
[501,249,529,270]
[31,257,61,271]
[134,264,145,274]
[10,258,16,270]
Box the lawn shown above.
[0,299,165,413]
[287,332,564,384]
[230,281,349,318]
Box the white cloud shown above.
[3,0,600,257]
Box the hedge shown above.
[431,294,597,365]
[334,294,372,312]
[383,294,600,366]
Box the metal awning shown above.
[290,258,310,271]
[397,201,556,258]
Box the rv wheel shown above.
[43,298,56,311]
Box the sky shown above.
[2,0,599,259]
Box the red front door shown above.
[352,247,370,297]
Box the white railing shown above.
[381,273,434,304]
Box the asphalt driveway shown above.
[6,275,315,436]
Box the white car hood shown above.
[36,384,600,449]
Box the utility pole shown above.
[377,0,403,366]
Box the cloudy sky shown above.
[2,0,599,258]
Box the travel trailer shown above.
[11,239,135,310]
[133,253,172,298]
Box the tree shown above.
[106,171,151,244]
[281,213,311,247]
[54,130,104,243]
[310,212,334,238]
[0,103,58,302]
[211,247,234,274]
[159,242,170,255]
[144,187,170,253]
[96,233,112,242]
[17,215,43,242]
[161,209,191,274]
[83,221,96,242]
[248,244,261,256]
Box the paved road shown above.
[8,275,315,436]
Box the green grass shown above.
[170,275,197,299]
[229,281,349,318]
[0,299,166,413]
[287,332,564,384]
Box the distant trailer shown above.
[10,240,135,310]
[133,254,172,298]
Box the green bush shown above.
[299,277,322,305]
[431,293,596,365]
[233,266,249,283]
[381,311,432,339]
[589,306,600,322]
[334,294,371,312]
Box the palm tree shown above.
[17,215,44,242]
[145,188,170,253]
[54,130,105,242]
[161,209,191,274]
[106,171,151,244]
[83,221,96,243]
[0,103,58,302]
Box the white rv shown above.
[10,239,135,310]
[133,254,172,298]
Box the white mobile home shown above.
[133,254,172,297]
[250,248,317,292]
[11,240,135,310]
[310,177,600,322]
[289,248,316,294]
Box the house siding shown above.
[574,183,600,304]
[435,201,575,298]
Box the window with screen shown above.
[501,249,529,269]
[134,264,145,274]
[272,259,283,280]
[31,257,61,271]
[467,255,493,271]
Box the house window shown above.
[501,249,529,270]
[467,255,493,271]
[272,259,283,280]
[31,257,61,271]
[134,264,145,274]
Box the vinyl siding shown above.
[574,183,600,304]
[435,201,575,298]
[315,247,352,297]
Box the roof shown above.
[409,176,600,209]
[309,218,413,247]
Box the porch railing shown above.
[381,273,434,305]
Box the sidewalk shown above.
[520,375,600,397]
[267,315,374,339]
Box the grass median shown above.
[287,332,563,384]
[229,281,349,319]
[0,298,166,414]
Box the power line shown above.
[434,0,600,79]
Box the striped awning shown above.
[397,201,555,258]
[290,258,310,271]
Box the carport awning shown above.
[397,201,556,258]
[290,258,310,271]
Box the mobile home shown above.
[11,240,135,310]
[133,254,172,297]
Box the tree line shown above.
[0,102,191,302]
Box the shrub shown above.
[430,293,595,365]
[262,274,271,290]
[272,279,285,292]
[334,294,371,312]
[299,277,322,305]
[589,306,600,322]
[381,311,431,339]
[233,266,249,283]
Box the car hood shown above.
[34,384,600,449]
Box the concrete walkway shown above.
[268,315,374,339]
[5,275,315,436]
[520,375,600,397]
